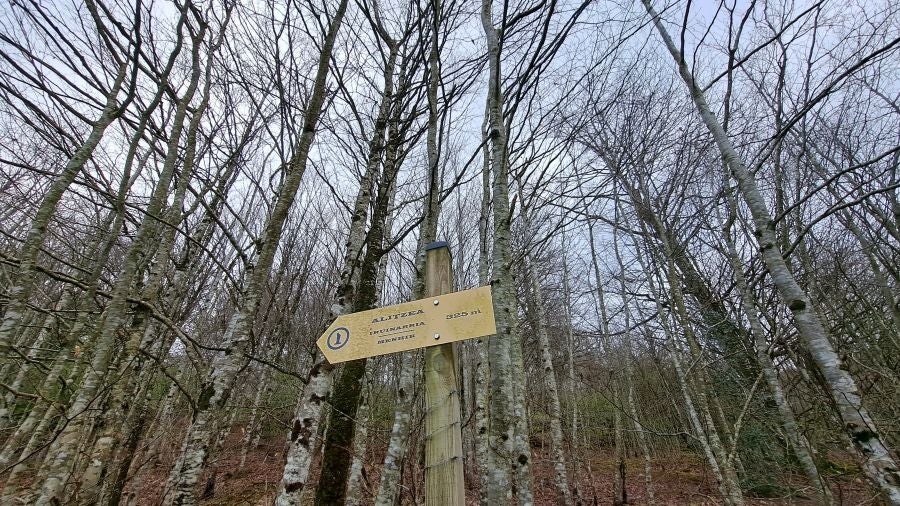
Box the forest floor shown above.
[124,431,877,505]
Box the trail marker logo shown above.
[326,327,350,350]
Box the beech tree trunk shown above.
[560,230,583,504]
[34,21,208,504]
[587,222,628,505]
[374,5,446,501]
[240,365,272,470]
[721,195,833,505]
[643,2,900,501]
[313,47,412,506]
[524,254,573,505]
[346,361,375,506]
[466,115,493,505]
[163,3,346,503]
[613,232,655,505]
[0,58,129,352]
[480,0,533,501]
[519,181,571,505]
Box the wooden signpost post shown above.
[316,241,493,505]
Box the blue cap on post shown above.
[424,241,451,259]
[424,240,450,251]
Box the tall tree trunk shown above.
[369,96,415,506]
[276,358,335,506]
[518,180,571,505]
[586,222,628,505]
[613,407,627,506]
[632,234,742,506]
[102,351,165,506]
[346,361,376,506]
[163,3,346,503]
[612,233,655,505]
[524,253,573,505]
[373,350,418,506]
[560,232,583,504]
[470,104,493,506]
[642,2,900,501]
[34,21,208,504]
[721,192,833,504]
[375,8,445,501]
[509,312,534,504]
[313,44,410,505]
[480,0,532,501]
[368,167,408,506]
[0,58,129,351]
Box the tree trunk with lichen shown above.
[313,68,410,506]
[346,362,375,506]
[586,222,628,506]
[34,25,208,504]
[276,17,415,504]
[471,117,493,506]
[642,2,900,501]
[721,192,833,505]
[524,253,572,505]
[276,358,336,506]
[480,0,532,501]
[373,7,445,501]
[240,366,272,470]
[0,59,129,353]
[631,229,742,506]
[162,3,345,503]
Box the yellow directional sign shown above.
[317,285,496,363]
